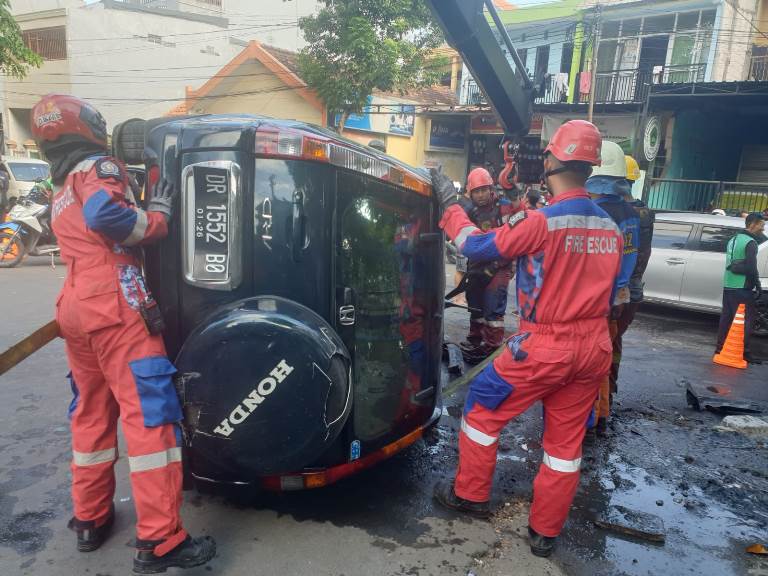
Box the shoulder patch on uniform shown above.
[507,210,527,229]
[95,158,123,180]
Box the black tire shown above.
[0,232,25,268]
[753,305,768,338]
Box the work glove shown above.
[147,178,177,223]
[430,166,459,210]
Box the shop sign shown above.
[335,96,415,136]
[542,114,636,152]
[470,114,542,135]
[642,116,661,162]
[429,117,466,151]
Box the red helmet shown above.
[466,167,494,193]
[31,94,107,148]
[544,120,602,166]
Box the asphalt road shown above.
[1,259,767,576]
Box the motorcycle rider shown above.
[31,94,216,574]
[431,120,622,557]
[459,167,515,364]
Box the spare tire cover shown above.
[176,296,351,477]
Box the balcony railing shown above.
[645,178,768,213]
[461,63,707,107]
[749,54,768,81]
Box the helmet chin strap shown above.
[543,166,572,178]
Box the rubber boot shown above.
[528,526,557,558]
[68,504,115,552]
[133,535,216,574]
[433,480,490,518]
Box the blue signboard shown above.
[429,117,466,151]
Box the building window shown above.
[22,26,67,60]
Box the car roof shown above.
[1,157,48,165]
[656,212,747,227]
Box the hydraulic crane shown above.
[426,0,536,189]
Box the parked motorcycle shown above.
[0,182,59,268]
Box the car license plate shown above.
[192,165,230,282]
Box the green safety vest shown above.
[724,232,754,289]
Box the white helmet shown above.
[590,140,627,178]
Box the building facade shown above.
[1,0,310,156]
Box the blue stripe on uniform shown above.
[462,230,502,263]
[83,189,137,242]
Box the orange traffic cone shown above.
[713,304,748,369]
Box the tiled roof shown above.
[261,44,300,76]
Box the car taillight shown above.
[254,126,430,197]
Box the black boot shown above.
[133,535,216,574]
[595,417,608,437]
[68,504,115,552]
[433,480,491,518]
[528,526,557,558]
[745,354,764,365]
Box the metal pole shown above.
[587,5,601,123]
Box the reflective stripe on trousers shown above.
[461,417,498,446]
[542,451,581,473]
[128,447,182,473]
[73,447,117,466]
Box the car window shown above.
[8,162,50,182]
[652,222,693,249]
[698,226,739,253]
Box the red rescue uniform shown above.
[53,155,187,550]
[441,188,622,536]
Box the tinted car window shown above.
[8,162,49,182]
[652,222,693,249]
[337,173,433,442]
[698,226,739,253]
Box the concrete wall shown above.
[710,0,761,81]
[3,2,243,148]
[189,59,322,125]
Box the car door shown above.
[643,221,695,304]
[680,225,739,312]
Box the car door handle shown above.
[665,258,686,265]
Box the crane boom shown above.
[426,0,534,136]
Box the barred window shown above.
[22,26,67,60]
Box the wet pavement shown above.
[0,259,767,575]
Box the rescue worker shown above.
[31,94,216,574]
[459,167,515,364]
[611,156,654,393]
[716,212,765,364]
[585,140,639,435]
[431,120,622,557]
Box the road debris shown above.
[717,415,768,439]
[684,381,764,415]
[594,505,666,543]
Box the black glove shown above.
[457,196,474,215]
[430,167,458,209]
[147,178,177,223]
[755,284,763,301]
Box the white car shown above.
[0,157,51,203]
[644,213,768,322]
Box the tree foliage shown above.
[0,0,42,79]
[298,0,447,127]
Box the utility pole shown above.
[587,3,601,123]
